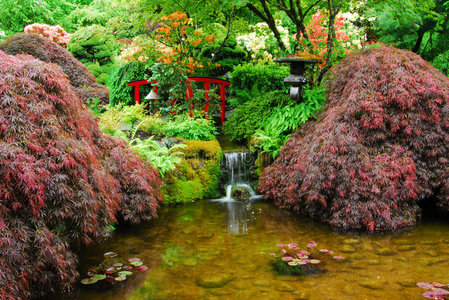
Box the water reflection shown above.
[226,201,248,234]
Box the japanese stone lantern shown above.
[274,53,321,101]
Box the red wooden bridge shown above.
[127,77,231,124]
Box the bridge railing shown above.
[126,77,231,124]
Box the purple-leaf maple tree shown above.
[259,46,449,231]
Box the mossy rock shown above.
[161,139,222,204]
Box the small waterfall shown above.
[214,152,263,202]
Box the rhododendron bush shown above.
[24,23,71,47]
[0,51,161,298]
[259,47,449,231]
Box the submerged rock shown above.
[195,273,235,288]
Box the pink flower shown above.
[288,243,297,249]
[282,256,294,261]
[275,243,285,247]
[418,282,436,289]
[333,255,345,260]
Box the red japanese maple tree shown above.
[259,46,449,231]
[0,50,161,298]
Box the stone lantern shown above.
[274,54,321,101]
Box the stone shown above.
[397,245,416,252]
[392,239,414,246]
[374,248,396,256]
[196,273,235,288]
[275,282,296,292]
[359,280,385,290]
[397,280,418,288]
[424,250,439,257]
[342,238,361,245]
[339,245,356,253]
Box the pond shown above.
[61,198,449,299]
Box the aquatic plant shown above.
[81,252,149,286]
[259,46,449,231]
[270,241,343,276]
[0,50,160,299]
[417,282,449,299]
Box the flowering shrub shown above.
[417,282,449,299]
[118,36,155,64]
[24,23,71,47]
[270,241,344,276]
[0,50,161,298]
[151,11,218,75]
[237,21,293,62]
[259,47,449,231]
[297,10,365,67]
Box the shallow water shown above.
[65,199,449,300]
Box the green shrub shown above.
[253,85,326,157]
[161,139,222,204]
[223,90,294,141]
[67,24,118,84]
[230,62,290,97]
[99,104,163,135]
[109,62,153,106]
[162,115,218,141]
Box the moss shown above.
[161,139,222,204]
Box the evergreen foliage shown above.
[259,47,449,231]
[223,90,295,141]
[0,50,160,298]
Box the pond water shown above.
[63,198,449,300]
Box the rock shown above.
[339,245,356,253]
[397,280,418,288]
[293,290,310,299]
[359,279,385,290]
[365,259,381,266]
[232,187,251,201]
[375,248,396,256]
[275,282,296,292]
[196,273,235,288]
[420,240,440,245]
[182,257,197,267]
[424,250,439,257]
[342,238,361,245]
[392,239,414,246]
[397,245,415,252]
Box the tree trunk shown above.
[247,1,287,51]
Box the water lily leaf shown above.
[288,261,298,266]
[131,261,143,266]
[105,267,117,274]
[122,265,133,271]
[309,259,321,264]
[92,274,106,280]
[81,278,98,285]
[128,258,141,263]
[118,271,133,277]
[115,276,127,282]
[135,265,148,272]
[113,263,123,268]
[104,252,118,258]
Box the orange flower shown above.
[172,22,180,27]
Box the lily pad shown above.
[104,252,118,258]
[309,259,321,264]
[115,276,127,282]
[118,271,133,277]
[92,274,106,281]
[122,265,133,271]
[128,258,141,263]
[131,261,143,267]
[105,267,117,274]
[81,278,98,285]
[135,265,149,272]
[113,263,123,268]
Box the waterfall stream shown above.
[215,152,263,202]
